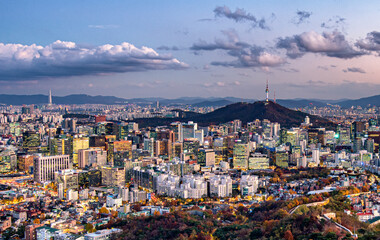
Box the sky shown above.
[1,0,380,100]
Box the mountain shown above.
[336,95,380,108]
[0,94,127,105]
[1,93,379,108]
[192,100,234,107]
[133,101,335,129]
[276,99,327,108]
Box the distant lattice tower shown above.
[265,79,269,102]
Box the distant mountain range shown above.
[0,94,126,105]
[132,101,335,129]
[0,93,379,108]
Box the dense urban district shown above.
[0,92,380,240]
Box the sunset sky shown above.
[1,0,380,100]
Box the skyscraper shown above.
[48,89,52,106]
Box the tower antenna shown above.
[265,79,269,102]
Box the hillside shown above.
[193,101,333,128]
[1,93,380,107]
[0,94,127,105]
[337,95,380,108]
[133,101,335,129]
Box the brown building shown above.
[0,217,12,232]
[114,140,132,152]
[25,223,43,240]
[89,135,106,148]
[18,155,34,173]
[95,115,107,123]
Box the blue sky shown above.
[1,0,380,99]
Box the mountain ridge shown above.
[132,101,335,129]
[0,93,379,108]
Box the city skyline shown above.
[1,1,380,99]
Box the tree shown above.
[85,223,95,233]
[284,230,294,240]
[99,207,110,214]
[111,210,118,218]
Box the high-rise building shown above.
[48,89,52,106]
[49,135,72,156]
[78,148,107,168]
[144,138,155,157]
[367,132,380,152]
[183,139,199,155]
[34,155,71,183]
[72,137,89,165]
[197,149,215,167]
[275,151,289,168]
[312,149,320,165]
[233,141,249,169]
[55,169,79,190]
[89,135,106,148]
[337,126,351,145]
[248,153,270,169]
[64,118,77,133]
[353,137,363,153]
[101,166,125,187]
[22,131,40,152]
[0,149,17,173]
[365,138,375,153]
[179,122,197,142]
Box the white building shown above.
[79,189,89,200]
[312,149,320,165]
[84,229,122,240]
[208,175,232,197]
[156,174,207,199]
[67,189,78,201]
[120,187,129,202]
[240,175,259,196]
[36,226,59,240]
[106,195,123,208]
[58,183,64,199]
[34,155,71,183]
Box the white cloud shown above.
[0,40,188,80]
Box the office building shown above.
[101,166,125,187]
[34,155,71,183]
[248,153,270,170]
[233,141,249,169]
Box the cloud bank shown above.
[214,6,268,29]
[191,30,285,68]
[343,67,366,74]
[0,40,188,80]
[356,31,380,51]
[277,31,365,59]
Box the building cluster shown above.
[0,97,379,239]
